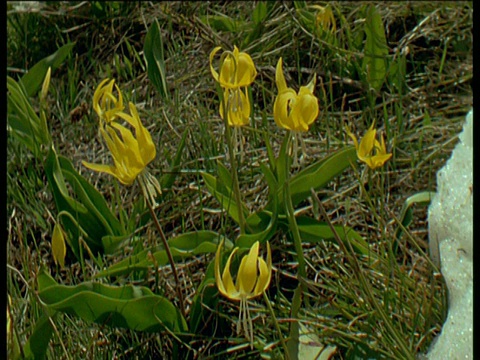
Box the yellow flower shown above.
[83,100,156,186]
[93,78,125,123]
[215,240,272,346]
[273,57,319,132]
[210,45,257,89]
[220,87,251,127]
[346,122,392,170]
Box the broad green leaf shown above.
[95,231,231,278]
[22,312,57,360]
[38,270,187,333]
[287,146,356,207]
[144,19,169,99]
[199,15,244,32]
[362,5,389,91]
[237,197,278,248]
[45,148,125,257]
[295,216,374,258]
[394,191,435,242]
[20,42,75,97]
[58,156,125,238]
[201,171,248,226]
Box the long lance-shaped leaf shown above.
[95,231,232,278]
[144,19,169,100]
[20,42,75,97]
[362,5,389,91]
[201,170,249,226]
[274,146,357,210]
[294,216,379,262]
[38,270,187,333]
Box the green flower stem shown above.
[139,179,186,320]
[310,189,414,360]
[263,292,290,360]
[222,94,246,234]
[283,132,307,280]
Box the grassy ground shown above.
[7,1,472,359]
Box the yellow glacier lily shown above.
[93,78,125,123]
[346,122,392,170]
[83,100,156,186]
[220,87,251,127]
[215,240,272,346]
[273,57,319,132]
[210,45,257,89]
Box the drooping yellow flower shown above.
[273,57,319,132]
[346,122,392,170]
[93,78,125,123]
[219,87,251,127]
[83,100,156,186]
[210,45,257,89]
[215,240,272,346]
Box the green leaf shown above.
[45,148,125,257]
[287,146,357,207]
[144,19,169,99]
[394,191,435,242]
[199,14,244,32]
[252,1,268,24]
[22,312,57,360]
[20,43,75,97]
[38,270,187,333]
[362,5,389,91]
[7,76,51,155]
[237,198,278,249]
[95,231,231,278]
[201,171,248,226]
[295,216,374,258]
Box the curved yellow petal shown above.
[253,242,272,297]
[236,51,257,87]
[209,46,223,83]
[222,247,241,300]
[358,127,376,159]
[275,57,287,93]
[215,240,229,297]
[237,241,260,295]
[273,89,296,130]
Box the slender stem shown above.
[139,180,186,320]
[263,292,290,360]
[222,91,246,234]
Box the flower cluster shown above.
[82,79,156,186]
[210,46,257,127]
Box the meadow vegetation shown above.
[7,1,472,359]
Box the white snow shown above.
[426,109,473,359]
